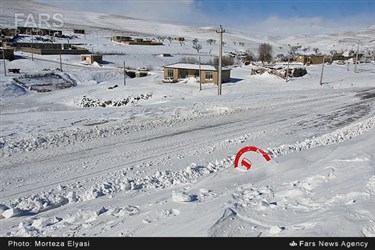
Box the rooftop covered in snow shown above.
[164,63,231,71]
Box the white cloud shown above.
[241,14,374,37]
[35,1,374,38]
[37,0,211,26]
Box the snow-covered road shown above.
[1,82,374,236]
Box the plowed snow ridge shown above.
[1,116,374,217]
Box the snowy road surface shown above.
[0,0,374,237]
[1,77,374,236]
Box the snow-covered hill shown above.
[2,0,373,57]
[279,25,375,54]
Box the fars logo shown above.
[289,241,298,247]
[15,13,64,28]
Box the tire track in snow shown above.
[267,116,375,157]
[2,116,374,222]
[2,92,346,196]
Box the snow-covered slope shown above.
[1,0,263,49]
[279,25,375,54]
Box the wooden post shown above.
[2,48,7,76]
[199,55,202,91]
[286,56,290,82]
[123,61,126,86]
[320,55,325,85]
[59,53,63,71]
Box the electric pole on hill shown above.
[286,56,290,82]
[199,55,202,91]
[354,42,359,73]
[123,61,126,86]
[216,25,225,95]
[339,39,362,73]
[59,53,63,72]
[320,55,325,85]
[31,29,34,61]
[2,48,7,76]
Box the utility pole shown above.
[31,29,34,61]
[198,55,202,91]
[354,42,359,73]
[286,56,290,82]
[339,39,362,73]
[123,61,126,86]
[2,48,7,76]
[216,25,225,95]
[320,55,325,85]
[59,53,63,71]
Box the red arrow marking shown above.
[241,158,252,170]
[234,146,271,169]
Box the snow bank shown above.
[267,116,375,157]
[172,190,196,202]
[2,116,374,217]
[0,83,27,97]
[75,93,152,107]
[0,103,238,158]
[0,158,233,218]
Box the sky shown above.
[34,0,375,36]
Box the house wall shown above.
[222,70,231,83]
[16,27,62,36]
[297,55,324,65]
[91,55,102,63]
[185,69,197,78]
[74,29,85,34]
[127,40,163,45]
[80,55,102,63]
[164,67,231,84]
[163,68,179,80]
[22,47,89,55]
[201,70,230,84]
[0,28,18,37]
[296,55,307,64]
[111,36,132,42]
[0,48,14,60]
[310,56,324,64]
[201,70,215,83]
[80,55,91,63]
[11,43,73,50]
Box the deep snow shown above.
[0,0,375,238]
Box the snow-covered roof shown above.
[164,63,231,71]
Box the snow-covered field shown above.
[1,0,375,238]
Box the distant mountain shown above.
[1,0,373,55]
[278,26,375,54]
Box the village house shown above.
[0,28,18,37]
[73,29,85,34]
[80,54,103,64]
[163,63,231,84]
[296,54,326,65]
[0,48,15,60]
[111,36,163,45]
[159,53,172,57]
[17,27,62,37]
[111,36,132,43]
[2,40,89,55]
[18,43,89,55]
